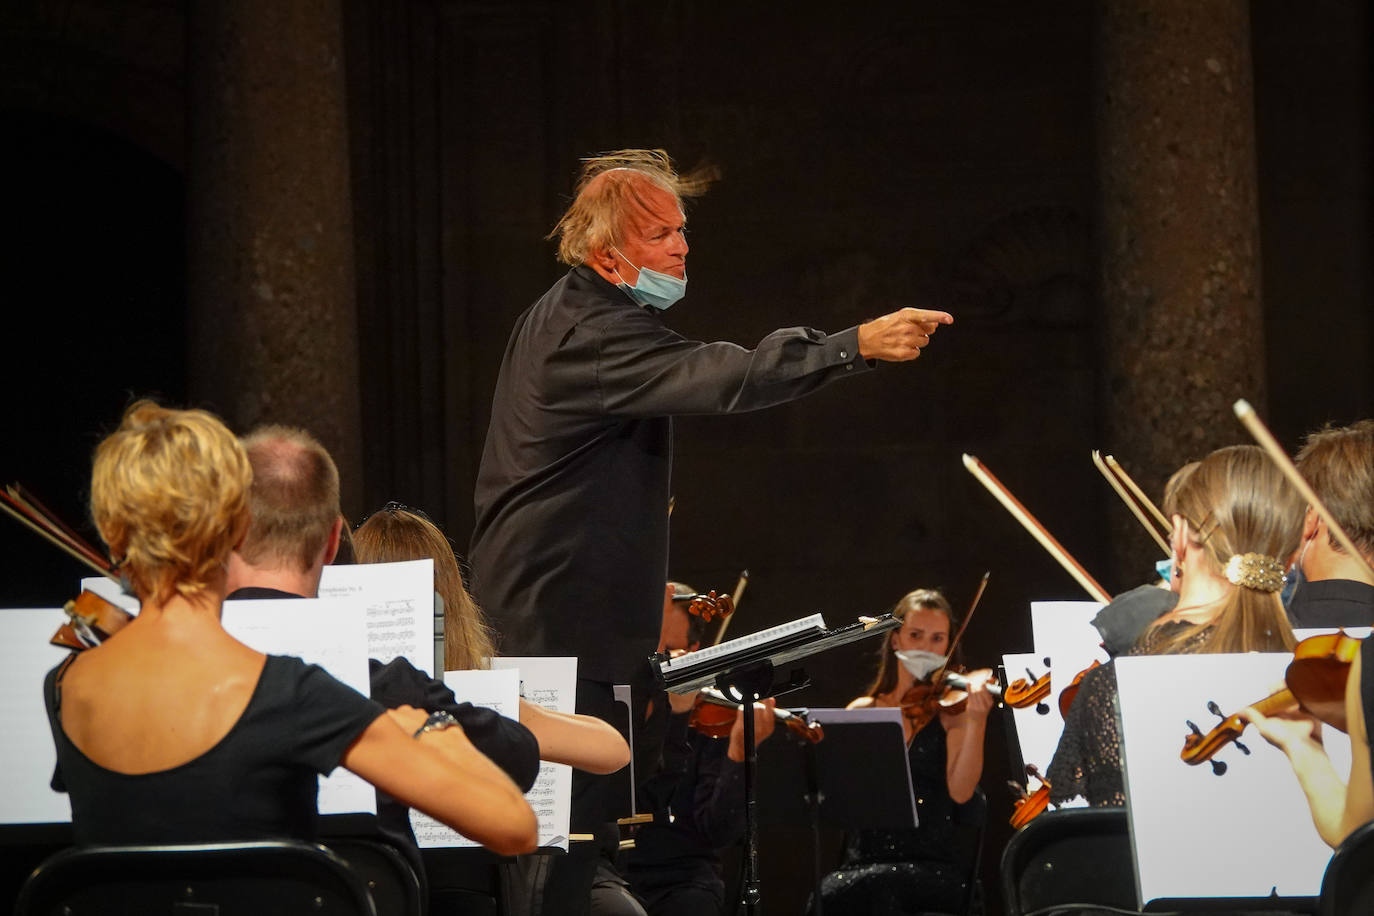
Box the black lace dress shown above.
[1047,622,1212,807]
[817,720,970,914]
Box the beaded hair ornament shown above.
[1224,552,1285,593]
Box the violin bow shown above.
[1092,450,1170,556]
[962,454,1112,603]
[1234,399,1374,583]
[712,569,749,647]
[1104,456,1172,533]
[931,571,991,686]
[0,485,115,579]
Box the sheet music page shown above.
[0,608,77,823]
[492,656,578,850]
[410,668,521,848]
[1000,652,1086,812]
[79,576,141,614]
[318,559,434,676]
[1118,653,1340,904]
[222,598,377,816]
[1030,600,1108,731]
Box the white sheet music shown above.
[222,597,377,816]
[410,668,521,848]
[492,656,578,851]
[0,608,77,823]
[658,613,826,677]
[319,559,434,676]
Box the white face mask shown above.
[894,649,948,681]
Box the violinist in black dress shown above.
[819,588,993,914]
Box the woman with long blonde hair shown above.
[1048,444,1303,807]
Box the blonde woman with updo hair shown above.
[44,402,536,854]
[1047,444,1303,808]
[354,504,630,775]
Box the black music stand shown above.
[650,615,901,915]
[758,708,917,916]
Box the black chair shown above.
[1000,807,1137,916]
[327,836,426,916]
[0,823,72,914]
[14,840,377,916]
[1318,820,1374,916]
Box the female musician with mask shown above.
[818,588,994,914]
[44,402,537,853]
[1047,444,1303,807]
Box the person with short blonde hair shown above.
[47,401,537,854]
[91,400,252,606]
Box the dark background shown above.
[2,2,1370,912]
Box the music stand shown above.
[758,708,916,916]
[648,615,901,915]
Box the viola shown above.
[1009,765,1052,829]
[1004,657,1052,715]
[688,687,824,744]
[1180,630,1361,774]
[1057,660,1102,718]
[51,589,133,651]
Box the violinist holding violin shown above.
[624,582,778,916]
[818,588,992,915]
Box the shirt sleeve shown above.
[581,306,871,419]
[369,657,541,792]
[290,661,386,775]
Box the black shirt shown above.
[47,654,384,844]
[1286,578,1374,629]
[470,266,870,682]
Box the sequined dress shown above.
[1047,622,1213,807]
[817,719,968,914]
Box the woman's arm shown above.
[343,706,537,855]
[1243,651,1374,847]
[518,698,631,774]
[941,673,994,804]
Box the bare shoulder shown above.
[846,695,876,710]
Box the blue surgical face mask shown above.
[613,248,686,311]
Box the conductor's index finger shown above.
[900,308,954,325]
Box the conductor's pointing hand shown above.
[857,308,954,362]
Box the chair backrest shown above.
[14,840,377,916]
[999,807,1136,916]
[326,837,425,916]
[1319,820,1374,916]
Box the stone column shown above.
[186,0,364,516]
[1095,1,1264,582]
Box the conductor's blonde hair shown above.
[91,400,252,605]
[548,149,716,266]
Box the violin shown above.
[688,687,824,744]
[1057,660,1102,718]
[680,590,735,624]
[1180,630,1360,774]
[900,668,1003,733]
[51,589,133,651]
[1004,657,1052,715]
[1009,764,1052,828]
